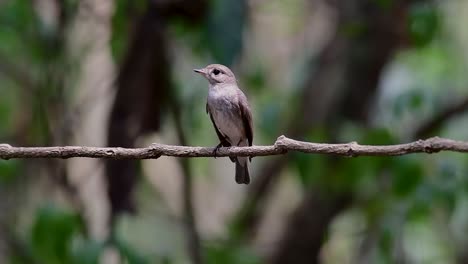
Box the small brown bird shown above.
[194,64,253,184]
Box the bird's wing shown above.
[206,103,231,147]
[238,93,253,147]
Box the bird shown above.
[194,64,253,184]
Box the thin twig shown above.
[414,96,468,138]
[0,136,467,160]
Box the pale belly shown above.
[211,105,245,146]
[208,95,246,146]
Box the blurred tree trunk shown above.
[105,0,207,220]
[106,2,170,220]
[66,0,115,242]
[105,2,207,263]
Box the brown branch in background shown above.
[171,101,203,264]
[271,191,350,264]
[0,223,38,264]
[0,51,37,93]
[0,136,467,160]
[414,96,468,138]
[105,0,208,220]
[105,2,170,217]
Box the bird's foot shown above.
[213,143,223,158]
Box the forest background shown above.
[1,0,468,263]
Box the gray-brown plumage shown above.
[194,64,253,184]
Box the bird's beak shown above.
[193,68,206,76]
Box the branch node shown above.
[274,135,289,153]
[149,143,163,158]
[275,135,286,143]
[60,150,73,159]
[150,143,162,149]
[275,135,287,146]
[344,142,358,157]
[419,138,439,153]
[151,153,162,159]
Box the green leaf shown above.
[408,91,423,110]
[407,199,430,221]
[291,129,328,188]
[379,228,393,259]
[31,205,81,264]
[391,157,423,197]
[408,3,439,47]
[0,160,20,183]
[205,241,259,264]
[292,153,327,188]
[373,0,394,9]
[71,240,104,264]
[361,128,394,145]
[243,67,266,93]
[111,0,146,61]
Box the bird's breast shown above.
[207,87,244,145]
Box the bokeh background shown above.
[1,0,468,263]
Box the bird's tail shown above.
[235,157,250,184]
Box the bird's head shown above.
[194,64,237,85]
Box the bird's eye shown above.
[213,69,221,75]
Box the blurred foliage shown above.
[111,0,146,61]
[408,3,440,48]
[0,160,21,183]
[169,0,247,65]
[204,0,246,66]
[10,205,154,264]
[205,241,259,264]
[0,0,37,56]
[0,0,468,263]
[391,156,423,197]
[292,128,328,188]
[113,237,150,264]
[13,205,102,264]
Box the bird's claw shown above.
[213,143,223,159]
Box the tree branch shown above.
[0,136,467,160]
[414,96,468,138]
